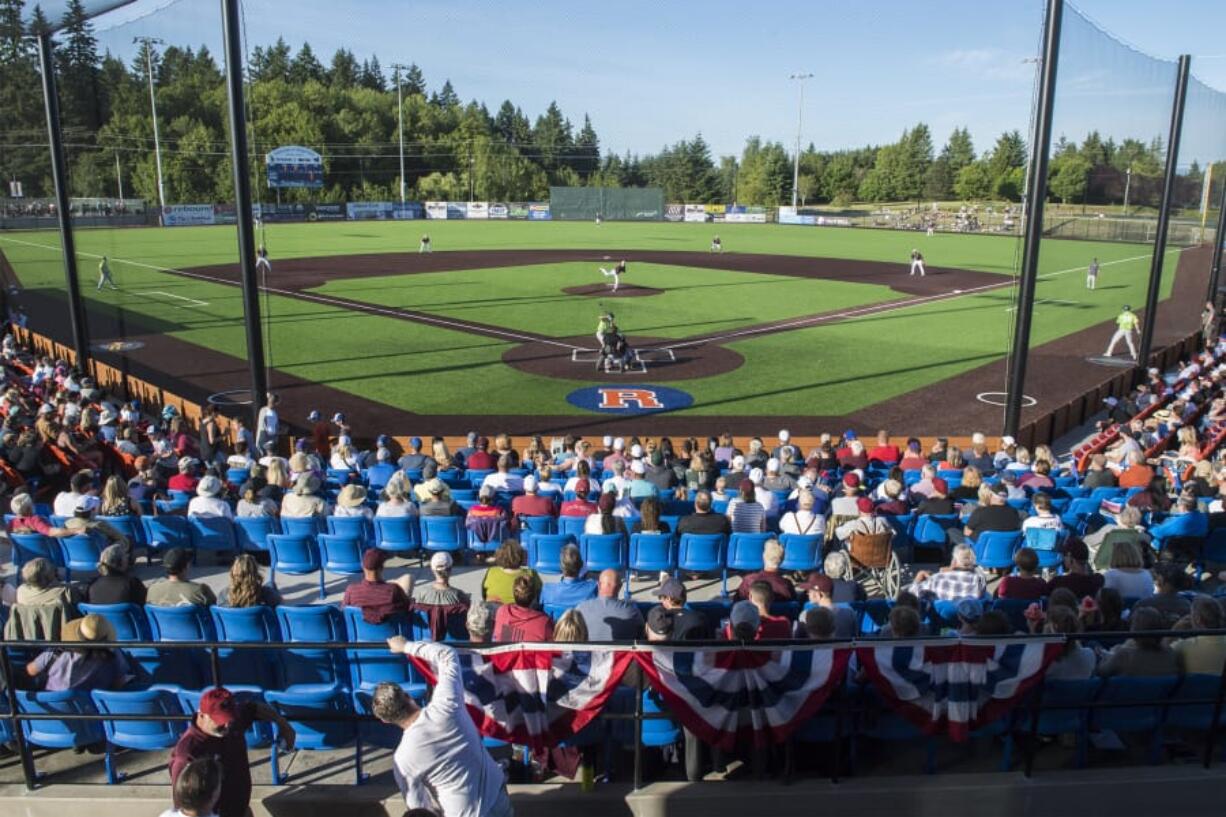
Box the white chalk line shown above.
[664,249,1178,350]
[1004,298,1079,313]
[135,290,210,307]
[0,235,582,350]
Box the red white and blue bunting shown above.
[856,638,1064,740]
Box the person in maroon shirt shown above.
[493,574,553,642]
[1046,539,1104,599]
[995,547,1048,600]
[308,410,331,459]
[560,478,598,517]
[745,581,793,639]
[464,436,495,471]
[734,538,795,601]
[342,549,411,624]
[510,474,556,532]
[867,430,901,465]
[169,688,295,817]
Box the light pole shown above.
[390,63,408,204]
[1123,165,1132,215]
[134,36,166,221]
[789,72,813,208]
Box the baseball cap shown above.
[1000,435,1016,448]
[778,429,790,442]
[410,436,422,449]
[729,600,761,632]
[766,457,780,472]
[332,412,346,424]
[430,551,453,571]
[956,598,984,622]
[602,435,613,447]
[749,467,764,485]
[427,478,446,495]
[307,410,320,422]
[990,483,1010,497]
[842,473,860,488]
[653,577,687,601]
[856,496,874,514]
[613,437,625,451]
[646,606,673,638]
[797,572,834,594]
[75,495,101,514]
[631,460,646,475]
[362,549,387,571]
[198,688,240,727]
[523,474,539,492]
[630,443,643,458]
[931,477,948,494]
[843,429,857,440]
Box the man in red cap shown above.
[559,478,598,518]
[169,688,295,817]
[914,477,955,517]
[830,473,862,517]
[796,572,858,638]
[342,549,412,624]
[834,496,892,542]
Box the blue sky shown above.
[35,0,1226,164]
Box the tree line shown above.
[0,0,1215,208]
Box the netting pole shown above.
[1208,180,1226,304]
[1003,0,1063,440]
[1136,54,1191,377]
[36,32,90,371]
[220,0,268,424]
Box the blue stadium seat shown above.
[234,515,280,553]
[145,604,216,689]
[188,516,239,555]
[341,607,426,699]
[373,515,421,554]
[96,515,147,553]
[779,533,822,572]
[558,515,587,541]
[637,690,681,748]
[973,531,1023,570]
[525,533,572,575]
[276,604,350,688]
[678,533,727,580]
[79,602,160,681]
[1023,527,1062,569]
[724,533,773,594]
[16,690,104,760]
[266,685,364,785]
[327,515,374,546]
[1092,675,1180,764]
[226,468,251,485]
[628,533,676,584]
[1163,674,1226,734]
[882,514,915,561]
[10,532,62,574]
[580,532,626,573]
[421,515,465,554]
[1004,678,1100,769]
[319,534,368,596]
[268,534,323,597]
[518,515,557,538]
[990,598,1034,633]
[210,606,283,689]
[467,519,508,555]
[91,688,187,784]
[281,515,326,538]
[58,533,103,583]
[912,514,958,552]
[466,469,494,489]
[140,515,191,555]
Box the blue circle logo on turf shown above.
[567,385,693,414]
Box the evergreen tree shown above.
[574,114,600,179]
[289,42,324,85]
[403,63,425,95]
[363,54,385,91]
[328,48,357,87]
[432,79,459,108]
[57,0,102,129]
[940,127,975,173]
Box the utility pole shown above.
[389,63,408,204]
[134,36,166,222]
[115,151,124,201]
[789,72,813,208]
[468,141,474,202]
[1123,165,1132,215]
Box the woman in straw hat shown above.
[281,473,327,518]
[25,613,137,691]
[334,483,373,520]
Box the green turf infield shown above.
[0,220,1185,417]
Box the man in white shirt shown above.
[53,470,95,517]
[377,638,513,817]
[601,459,630,497]
[255,393,280,453]
[481,455,524,493]
[187,476,233,519]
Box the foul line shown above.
[135,290,209,307]
[664,250,1177,350]
[0,235,583,351]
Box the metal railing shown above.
[2,630,1225,791]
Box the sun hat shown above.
[294,473,321,495]
[430,551,453,571]
[426,478,447,495]
[337,484,368,508]
[631,460,646,475]
[196,475,223,497]
[62,613,115,643]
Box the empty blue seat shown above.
[421,515,465,554]
[628,533,676,583]
[276,604,349,687]
[188,516,239,554]
[268,534,323,597]
[519,515,556,537]
[210,606,283,688]
[281,515,326,538]
[1005,678,1101,769]
[91,688,187,784]
[1092,675,1180,764]
[341,607,426,700]
[226,468,251,484]
[140,515,191,555]
[374,515,421,554]
[266,685,364,785]
[1023,527,1062,569]
[778,533,822,572]
[10,532,61,574]
[525,533,572,575]
[912,514,958,551]
[327,515,374,546]
[97,515,146,552]
[145,604,216,689]
[16,690,104,758]
[973,530,1023,570]
[234,515,279,553]
[558,515,587,540]
[678,533,727,578]
[319,534,368,596]
[580,532,626,573]
[58,533,103,582]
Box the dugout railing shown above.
[3,630,1226,791]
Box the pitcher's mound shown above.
[563,283,663,298]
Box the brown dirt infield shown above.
[561,283,663,298]
[502,335,746,383]
[0,243,1211,442]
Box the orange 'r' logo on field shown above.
[598,388,664,410]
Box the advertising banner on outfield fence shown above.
[212,204,237,225]
[528,203,552,221]
[311,203,347,221]
[508,203,531,220]
[488,203,509,219]
[683,204,709,223]
[346,201,393,220]
[817,216,853,227]
[265,145,324,189]
[724,205,767,224]
[665,204,684,222]
[425,201,448,220]
[254,202,311,223]
[162,204,215,226]
[466,201,489,220]
[705,204,727,222]
[778,206,817,226]
[446,202,467,219]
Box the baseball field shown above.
[0,220,1199,436]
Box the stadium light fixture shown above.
[134,36,166,220]
[789,72,814,208]
[390,63,409,204]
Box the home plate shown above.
[953,289,963,294]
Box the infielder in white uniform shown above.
[97,256,118,291]
[255,246,272,275]
[909,249,926,277]
[710,235,722,252]
[599,259,626,292]
[1105,305,1140,359]
[419,234,432,253]
[1087,257,1099,290]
